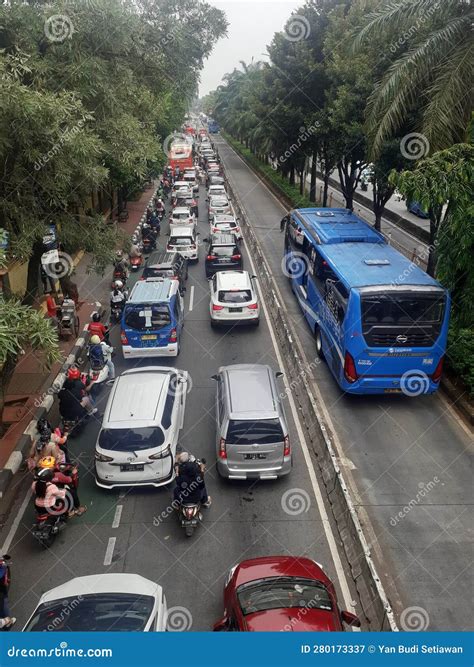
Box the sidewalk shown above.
[0,185,155,469]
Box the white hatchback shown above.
[211,214,242,240]
[95,367,188,489]
[210,271,259,327]
[167,224,199,261]
[170,206,195,227]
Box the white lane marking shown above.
[1,490,32,554]
[188,285,195,312]
[112,505,123,529]
[103,537,116,565]
[243,237,357,617]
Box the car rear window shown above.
[23,593,155,632]
[212,246,237,257]
[169,237,192,246]
[99,427,165,451]
[124,304,171,331]
[218,290,252,303]
[226,419,283,445]
[237,578,332,615]
[173,212,191,220]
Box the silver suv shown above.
[212,364,292,480]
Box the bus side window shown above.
[326,281,348,326]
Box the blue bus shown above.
[284,209,450,395]
[208,119,220,134]
[120,278,184,358]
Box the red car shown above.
[213,556,361,632]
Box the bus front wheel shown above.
[315,327,325,361]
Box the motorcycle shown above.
[111,267,127,289]
[32,508,68,548]
[61,414,86,438]
[129,254,143,271]
[87,357,109,394]
[175,458,206,538]
[142,237,156,254]
[110,301,124,322]
[0,554,11,592]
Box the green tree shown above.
[354,0,473,156]
[390,143,474,276]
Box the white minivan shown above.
[95,367,188,489]
[166,224,199,261]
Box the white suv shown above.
[209,271,259,327]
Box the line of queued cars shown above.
[30,123,361,633]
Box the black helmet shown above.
[36,467,54,482]
[37,418,51,436]
[92,311,100,322]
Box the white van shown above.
[95,367,188,489]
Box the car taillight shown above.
[283,435,290,457]
[185,506,197,518]
[432,356,444,383]
[120,331,128,344]
[95,452,114,462]
[207,254,217,260]
[219,438,227,459]
[212,304,224,311]
[169,328,177,343]
[247,303,258,310]
[149,444,171,460]
[344,351,358,383]
[231,254,241,260]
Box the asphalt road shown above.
[1,183,359,630]
[216,136,473,631]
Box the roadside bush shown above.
[446,321,474,398]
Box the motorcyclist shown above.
[58,367,97,422]
[173,452,211,508]
[110,280,127,311]
[86,311,108,341]
[31,467,67,519]
[37,456,86,517]
[89,334,115,381]
[114,250,129,281]
[27,428,64,472]
[141,222,156,248]
[129,242,142,259]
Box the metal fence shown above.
[225,171,398,632]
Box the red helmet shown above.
[67,366,80,380]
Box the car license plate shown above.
[120,464,145,472]
[229,307,242,312]
[244,453,266,460]
[217,258,230,263]
[384,388,402,394]
[142,334,157,340]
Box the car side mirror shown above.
[211,374,219,381]
[340,610,361,627]
[105,379,115,386]
[275,371,284,378]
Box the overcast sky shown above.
[199,0,302,96]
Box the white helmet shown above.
[114,280,123,290]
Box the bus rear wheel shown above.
[315,327,325,361]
